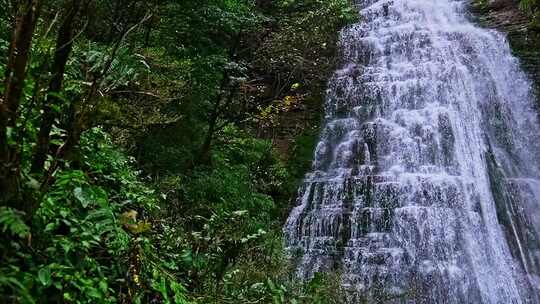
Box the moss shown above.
[470,0,491,14]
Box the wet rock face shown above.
[285,0,540,302]
[472,0,540,100]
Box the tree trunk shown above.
[197,38,241,166]
[143,17,152,47]
[198,72,229,165]
[41,102,83,191]
[198,82,239,165]
[0,0,41,204]
[31,0,82,174]
[199,111,219,165]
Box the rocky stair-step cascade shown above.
[285,0,540,302]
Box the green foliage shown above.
[0,128,189,303]
[0,0,10,63]
[0,207,30,239]
[518,0,540,28]
[157,0,260,57]
[520,0,540,14]
[1,0,355,302]
[253,0,357,87]
[286,129,321,185]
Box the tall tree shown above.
[31,0,83,174]
[0,0,41,203]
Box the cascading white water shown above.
[284,0,540,302]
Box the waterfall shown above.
[284,0,540,302]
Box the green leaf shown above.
[87,287,101,298]
[44,222,56,232]
[74,187,90,208]
[73,186,108,208]
[25,176,40,190]
[181,249,193,265]
[54,281,62,290]
[38,268,52,286]
[99,280,108,292]
[6,127,16,145]
[63,292,73,301]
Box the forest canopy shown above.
[0,0,356,303]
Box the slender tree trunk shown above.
[0,0,41,203]
[198,72,229,165]
[143,24,151,47]
[197,38,241,166]
[199,111,219,165]
[31,0,82,174]
[199,82,239,165]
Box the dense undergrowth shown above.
[515,0,540,25]
[521,0,540,14]
[0,0,356,303]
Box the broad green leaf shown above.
[38,268,51,286]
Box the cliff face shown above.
[472,0,540,99]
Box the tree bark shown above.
[0,0,41,203]
[31,0,82,174]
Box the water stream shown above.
[284,0,540,302]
